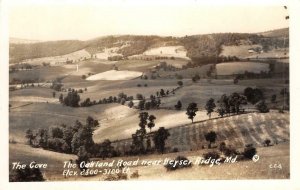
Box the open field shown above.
[142,46,190,60]
[216,62,269,75]
[132,142,290,180]
[95,47,123,60]
[220,44,262,58]
[112,111,289,152]
[220,45,288,59]
[21,49,91,65]
[9,76,289,144]
[86,70,142,81]
[158,64,213,78]
[246,49,288,59]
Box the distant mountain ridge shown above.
[10,38,42,44]
[258,28,289,38]
[9,28,289,63]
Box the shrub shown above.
[104,173,128,181]
[9,163,45,182]
[120,98,126,105]
[243,144,257,159]
[172,147,179,153]
[223,147,239,157]
[219,142,226,152]
[130,170,140,179]
[136,93,144,100]
[264,139,271,147]
[244,87,264,104]
[164,156,192,171]
[63,90,80,107]
[204,131,217,148]
[9,138,17,144]
[51,82,63,91]
[203,151,220,160]
[271,94,277,103]
[128,100,134,108]
[256,100,269,113]
[177,81,183,86]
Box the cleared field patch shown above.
[158,64,213,78]
[142,46,190,60]
[94,109,217,143]
[67,78,178,101]
[9,102,124,142]
[113,112,289,153]
[86,70,142,81]
[160,81,246,109]
[115,60,159,72]
[216,62,269,75]
[168,112,289,151]
[10,88,55,98]
[9,88,58,103]
[220,44,262,58]
[95,47,123,60]
[246,48,288,59]
[9,66,73,82]
[21,49,91,65]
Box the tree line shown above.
[184,87,269,124]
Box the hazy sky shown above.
[9,4,289,41]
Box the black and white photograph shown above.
[1,0,300,189]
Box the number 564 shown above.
[269,163,282,170]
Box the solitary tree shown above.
[147,115,156,132]
[136,93,144,100]
[153,127,170,153]
[256,100,269,113]
[271,94,277,103]
[128,100,134,108]
[205,131,217,148]
[174,100,182,110]
[59,94,64,103]
[205,98,216,119]
[186,103,198,123]
[177,81,183,87]
[138,100,145,110]
[160,89,166,97]
[145,102,151,110]
[25,129,34,145]
[228,93,247,114]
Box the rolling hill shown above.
[9,28,289,64]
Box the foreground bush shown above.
[104,172,128,181]
[243,144,257,159]
[9,163,45,182]
[164,156,192,171]
[203,151,220,160]
[130,170,140,179]
[219,142,239,157]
